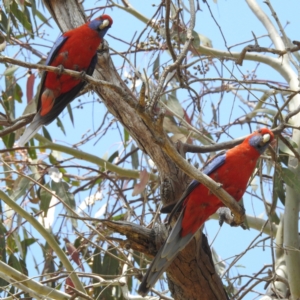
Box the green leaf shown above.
[124,128,130,146]
[8,131,15,148]
[153,53,160,80]
[38,183,52,217]
[52,181,76,209]
[4,75,16,119]
[35,8,52,28]
[60,168,70,183]
[28,140,37,159]
[0,35,6,52]
[3,0,10,13]
[51,150,63,161]
[56,116,66,135]
[27,0,37,15]
[0,10,8,32]
[273,169,285,206]
[211,102,217,128]
[10,14,18,30]
[66,103,74,126]
[2,132,15,148]
[108,151,119,163]
[92,247,102,298]
[235,264,246,268]
[51,181,77,227]
[1,132,9,148]
[19,257,28,276]
[42,126,52,142]
[70,180,80,187]
[0,222,6,258]
[6,15,11,37]
[278,138,298,157]
[281,168,300,194]
[131,144,139,169]
[43,257,56,287]
[170,2,177,18]
[24,6,34,37]
[22,93,37,117]
[102,247,119,276]
[0,222,8,287]
[279,149,289,167]
[166,93,184,119]
[10,176,31,201]
[111,213,126,221]
[11,1,33,34]
[92,247,102,275]
[7,235,16,255]
[49,155,57,166]
[191,30,201,48]
[101,247,120,299]
[269,168,283,225]
[21,238,36,260]
[176,29,212,51]
[8,254,22,272]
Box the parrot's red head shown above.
[88,15,113,39]
[248,128,274,154]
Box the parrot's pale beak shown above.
[100,19,110,29]
[260,133,271,146]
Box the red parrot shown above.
[18,15,113,146]
[138,128,274,296]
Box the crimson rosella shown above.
[138,128,274,296]
[18,15,113,146]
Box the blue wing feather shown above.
[165,151,226,222]
[202,152,226,175]
[35,35,68,115]
[38,53,98,125]
[45,35,68,65]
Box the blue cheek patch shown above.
[249,134,270,154]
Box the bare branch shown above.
[150,0,196,109]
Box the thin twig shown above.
[149,0,195,109]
